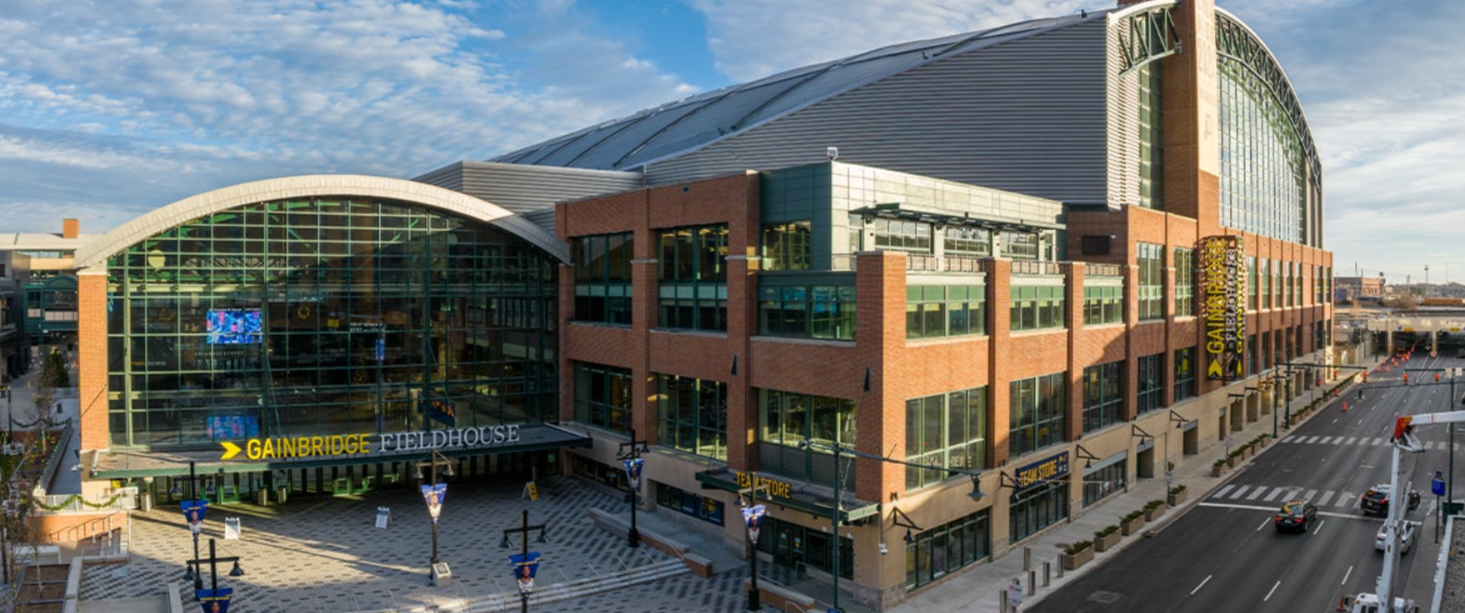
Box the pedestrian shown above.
[1357,388,1363,401]
[1007,577,1024,612]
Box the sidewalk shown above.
[888,371,1367,613]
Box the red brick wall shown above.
[78,271,109,451]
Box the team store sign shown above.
[220,425,523,461]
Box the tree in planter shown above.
[39,349,69,390]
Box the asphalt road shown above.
[1034,350,1465,612]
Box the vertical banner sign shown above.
[510,551,542,596]
[376,506,391,529]
[421,483,446,523]
[1197,235,1246,381]
[196,587,233,613]
[741,504,766,544]
[181,500,209,536]
[623,458,644,492]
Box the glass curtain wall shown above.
[106,197,558,448]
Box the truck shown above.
[1338,413,1457,613]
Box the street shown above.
[1034,352,1464,612]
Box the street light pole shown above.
[501,509,548,613]
[617,429,649,549]
[414,449,453,577]
[739,473,769,611]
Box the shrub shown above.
[1214,459,1226,468]
[1144,499,1164,510]
[1095,525,1120,538]
[1169,485,1186,495]
[1123,510,1145,522]
[1065,540,1093,555]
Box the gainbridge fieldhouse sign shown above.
[219,425,523,461]
[1198,235,1245,381]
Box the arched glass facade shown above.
[1216,14,1322,246]
[105,197,558,448]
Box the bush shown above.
[1095,525,1119,538]
[40,349,69,389]
[1169,485,1186,495]
[1214,459,1226,468]
[1065,540,1093,555]
[1144,499,1164,511]
[1123,510,1144,522]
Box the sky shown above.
[0,0,1460,282]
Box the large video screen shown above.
[207,415,260,440]
[206,309,262,345]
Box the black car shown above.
[1275,500,1318,532]
[1360,484,1421,517]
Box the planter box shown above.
[1212,464,1227,477]
[1120,516,1145,536]
[1094,531,1121,552]
[1226,456,1238,468]
[1168,490,1188,507]
[1144,506,1164,522]
[1061,547,1094,570]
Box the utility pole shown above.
[617,429,649,548]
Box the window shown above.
[758,389,857,487]
[943,227,992,257]
[573,232,634,324]
[1010,479,1068,542]
[1137,353,1162,414]
[1174,248,1194,317]
[755,516,852,579]
[1083,461,1126,507]
[1261,258,1271,309]
[907,285,986,339]
[1174,347,1196,402]
[872,218,932,253]
[656,374,728,461]
[1083,284,1123,325]
[656,482,725,526]
[762,222,812,271]
[1247,256,1257,311]
[759,284,856,340]
[1137,243,1164,320]
[906,510,990,590]
[905,387,987,490]
[1009,285,1065,332]
[1138,61,1164,210]
[658,225,728,331]
[1004,232,1039,260]
[1082,362,1123,433]
[1009,372,1066,457]
[574,362,632,433]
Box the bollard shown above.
[1029,569,1037,595]
[1023,546,1032,571]
[1000,590,1009,613]
[1056,559,1064,579]
[1043,561,1051,587]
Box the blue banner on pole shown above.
[375,338,386,362]
[741,504,766,544]
[623,458,644,491]
[196,587,232,613]
[509,551,542,596]
[1433,470,1446,496]
[421,483,446,523]
[422,398,457,427]
[181,500,209,536]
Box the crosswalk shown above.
[1280,435,1462,450]
[1209,483,1367,510]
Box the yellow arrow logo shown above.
[220,441,242,460]
[1208,360,1223,378]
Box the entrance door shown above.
[773,522,805,570]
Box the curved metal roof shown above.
[74,175,570,269]
[492,13,1090,171]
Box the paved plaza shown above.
[83,478,748,613]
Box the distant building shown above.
[0,218,94,350]
[1335,276,1385,302]
[0,251,31,381]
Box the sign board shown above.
[1433,471,1446,497]
[376,507,391,529]
[220,424,522,461]
[525,482,539,501]
[510,552,542,596]
[623,458,644,491]
[223,517,240,540]
[181,500,209,536]
[421,483,446,523]
[1197,235,1246,381]
[1012,452,1070,494]
[732,471,793,499]
[196,587,233,613]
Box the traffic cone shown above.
[1338,596,1348,611]
[1343,401,1349,413]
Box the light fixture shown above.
[169,482,182,497]
[1169,410,1187,430]
[184,566,195,582]
[499,537,510,549]
[537,529,549,544]
[1131,424,1153,442]
[443,462,454,478]
[902,529,914,544]
[229,561,245,577]
[413,467,424,481]
[968,475,985,502]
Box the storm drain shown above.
[1086,590,1124,605]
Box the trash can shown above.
[256,489,268,505]
[276,486,289,505]
[139,491,154,513]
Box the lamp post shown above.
[738,474,769,612]
[616,429,649,548]
[500,509,548,613]
[414,448,454,580]
[1164,410,1186,505]
[186,538,245,611]
[798,439,986,613]
[181,461,204,591]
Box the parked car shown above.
[1375,520,1418,554]
[1361,484,1421,517]
[1275,500,1318,533]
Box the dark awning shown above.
[695,467,881,524]
[90,423,591,479]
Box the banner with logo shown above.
[1197,235,1246,381]
[623,458,644,492]
[741,504,766,544]
[509,551,542,596]
[196,587,232,613]
[422,398,457,427]
[181,500,209,536]
[421,483,446,523]
[223,517,240,540]
[376,506,391,529]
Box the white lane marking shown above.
[1304,489,1318,502]
[1345,437,1357,445]
[1342,565,1353,585]
[1265,488,1287,502]
[1198,501,1385,521]
[1304,436,1320,444]
[1215,485,1236,498]
[1429,499,1438,516]
[1317,490,1336,506]
[1232,486,1252,499]
[1283,436,1299,444]
[1257,518,1270,532]
[1338,492,1355,509]
[1332,418,1340,424]
[1264,580,1281,601]
[1312,519,1325,535]
[1247,486,1269,501]
[1192,575,1212,596]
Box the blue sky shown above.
[0,0,1460,283]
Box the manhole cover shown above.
[1087,590,1123,604]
